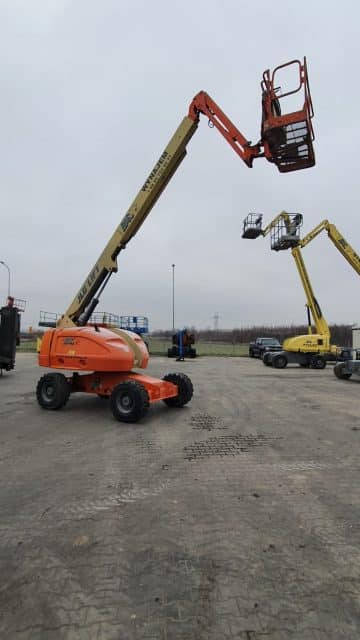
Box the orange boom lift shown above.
[37,58,315,423]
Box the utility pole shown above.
[172,264,175,333]
[0,260,11,296]
[213,312,220,331]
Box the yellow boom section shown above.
[300,219,360,275]
[58,116,198,328]
[290,246,330,339]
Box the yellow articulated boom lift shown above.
[242,212,348,369]
[37,58,315,422]
[298,219,360,380]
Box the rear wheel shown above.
[110,380,149,423]
[273,354,287,369]
[310,355,326,370]
[333,362,352,380]
[162,373,193,407]
[36,373,71,410]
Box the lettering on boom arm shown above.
[338,237,360,265]
[77,264,100,305]
[118,150,172,234]
[141,151,170,193]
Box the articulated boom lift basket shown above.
[261,58,315,173]
[242,213,303,248]
[242,213,264,239]
[270,214,303,251]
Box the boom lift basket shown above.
[261,58,315,173]
[242,213,264,239]
[270,213,302,251]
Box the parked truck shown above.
[248,337,282,358]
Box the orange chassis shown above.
[70,370,178,402]
[37,326,193,422]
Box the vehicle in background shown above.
[243,213,340,369]
[0,297,25,374]
[168,329,196,359]
[248,337,282,358]
[243,211,360,370]
[334,350,360,380]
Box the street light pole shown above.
[172,263,175,333]
[0,261,10,297]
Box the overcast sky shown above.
[1,0,360,331]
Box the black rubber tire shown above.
[162,373,194,407]
[110,380,149,423]
[333,362,352,380]
[249,350,254,358]
[36,373,71,410]
[273,354,287,369]
[263,353,272,366]
[189,348,197,359]
[310,355,326,370]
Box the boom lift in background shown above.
[36,58,315,422]
[168,329,196,360]
[242,212,342,368]
[297,220,360,380]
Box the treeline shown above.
[153,324,353,346]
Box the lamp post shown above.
[0,260,10,297]
[171,263,175,333]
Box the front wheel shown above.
[273,354,287,369]
[333,362,352,380]
[162,373,193,407]
[36,373,71,410]
[263,353,272,366]
[110,380,149,423]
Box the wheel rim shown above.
[116,392,134,415]
[43,383,55,401]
